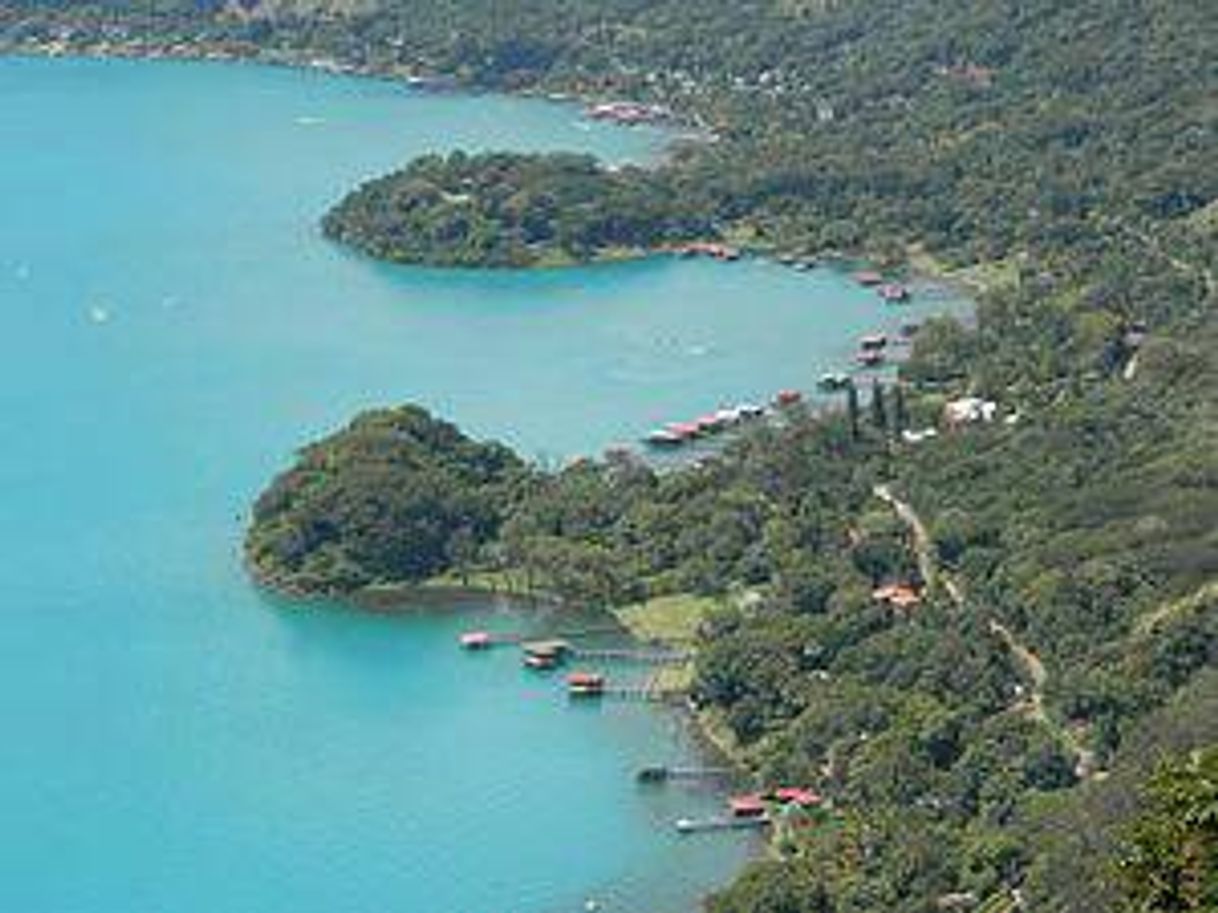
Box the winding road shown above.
[872,484,1097,779]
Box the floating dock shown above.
[568,647,692,664]
[636,765,734,783]
[675,815,771,834]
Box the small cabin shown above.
[523,639,570,669]
[873,583,922,611]
[944,397,997,426]
[771,787,821,808]
[728,794,767,818]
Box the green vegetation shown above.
[322,151,714,267]
[6,0,1212,269]
[13,0,1216,908]
[245,405,524,593]
[1115,745,1218,911]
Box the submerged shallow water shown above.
[0,56,967,912]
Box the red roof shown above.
[667,422,701,437]
[773,787,821,807]
[566,672,604,687]
[728,794,766,816]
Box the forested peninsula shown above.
[322,151,715,267]
[8,0,1216,909]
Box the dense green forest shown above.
[4,0,1211,268]
[6,0,1215,909]
[321,151,714,266]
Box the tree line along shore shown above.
[7,0,1216,910]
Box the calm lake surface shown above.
[0,56,968,912]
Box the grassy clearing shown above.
[613,592,721,643]
[615,593,723,697]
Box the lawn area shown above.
[613,592,721,644]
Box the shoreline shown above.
[253,552,756,771]
[3,42,989,285]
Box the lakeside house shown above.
[944,396,998,426]
[901,427,939,444]
[873,583,922,611]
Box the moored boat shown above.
[859,333,888,351]
[566,672,606,697]
[857,350,886,367]
[878,283,910,302]
[817,372,852,392]
[459,631,492,650]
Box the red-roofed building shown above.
[728,794,767,818]
[772,787,821,808]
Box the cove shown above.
[0,56,969,912]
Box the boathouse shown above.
[523,639,569,669]
[728,794,767,818]
[566,672,606,697]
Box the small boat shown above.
[644,428,684,447]
[858,333,888,351]
[853,270,884,287]
[736,403,767,419]
[567,672,606,697]
[774,389,803,406]
[817,372,852,392]
[878,283,910,303]
[857,350,886,367]
[524,652,558,670]
[636,765,670,783]
[459,631,492,650]
[666,421,702,440]
[695,414,726,434]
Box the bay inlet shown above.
[0,55,969,912]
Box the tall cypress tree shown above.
[870,378,887,432]
[893,383,908,433]
[847,381,861,441]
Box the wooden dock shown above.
[601,684,683,701]
[568,647,692,664]
[675,815,771,834]
[637,765,734,783]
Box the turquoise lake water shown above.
[0,56,968,912]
